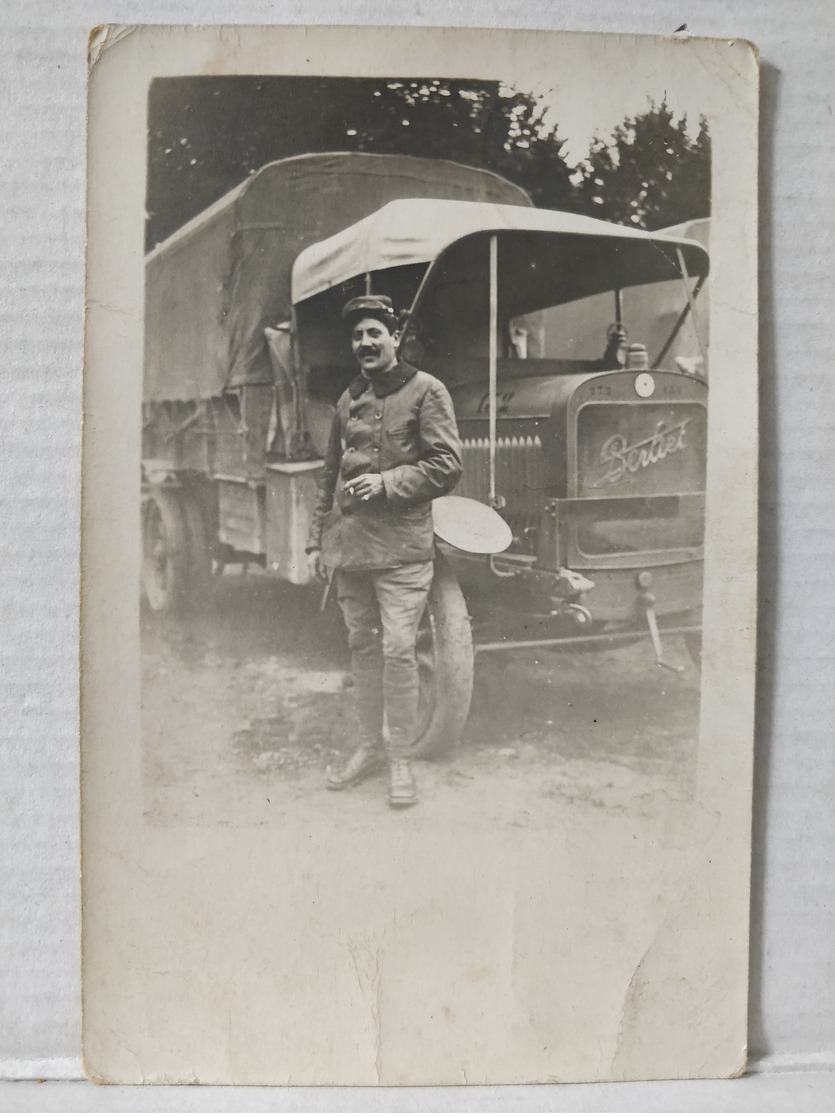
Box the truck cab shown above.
[291,199,709,654]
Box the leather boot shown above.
[326,742,384,790]
[388,755,418,808]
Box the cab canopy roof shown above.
[291,198,710,308]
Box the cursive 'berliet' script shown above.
[592,418,691,487]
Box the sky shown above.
[524,72,706,167]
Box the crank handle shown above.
[642,594,686,675]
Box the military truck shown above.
[142,152,709,755]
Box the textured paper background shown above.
[1,0,833,1108]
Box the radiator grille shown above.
[458,435,546,550]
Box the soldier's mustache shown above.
[358,347,379,356]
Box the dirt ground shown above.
[141,569,701,830]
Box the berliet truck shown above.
[142,152,710,756]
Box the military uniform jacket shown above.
[307,360,463,570]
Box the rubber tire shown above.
[180,489,213,608]
[142,488,189,613]
[409,553,474,759]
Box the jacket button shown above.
[375,412,382,420]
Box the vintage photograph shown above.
[141,73,711,822]
[82,26,757,1085]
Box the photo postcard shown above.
[82,23,759,1085]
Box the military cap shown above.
[341,294,399,333]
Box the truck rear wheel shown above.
[142,486,214,613]
[180,489,212,604]
[410,554,474,759]
[142,488,189,613]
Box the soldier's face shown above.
[351,317,400,376]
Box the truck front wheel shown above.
[410,553,474,759]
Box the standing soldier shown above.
[307,296,463,808]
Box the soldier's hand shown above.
[348,473,385,503]
[307,548,327,582]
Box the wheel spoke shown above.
[141,489,188,613]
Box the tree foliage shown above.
[146,77,578,248]
[575,99,710,230]
[146,82,710,249]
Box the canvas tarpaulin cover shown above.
[291,199,710,306]
[143,153,532,403]
[264,324,316,461]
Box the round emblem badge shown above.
[634,372,655,398]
